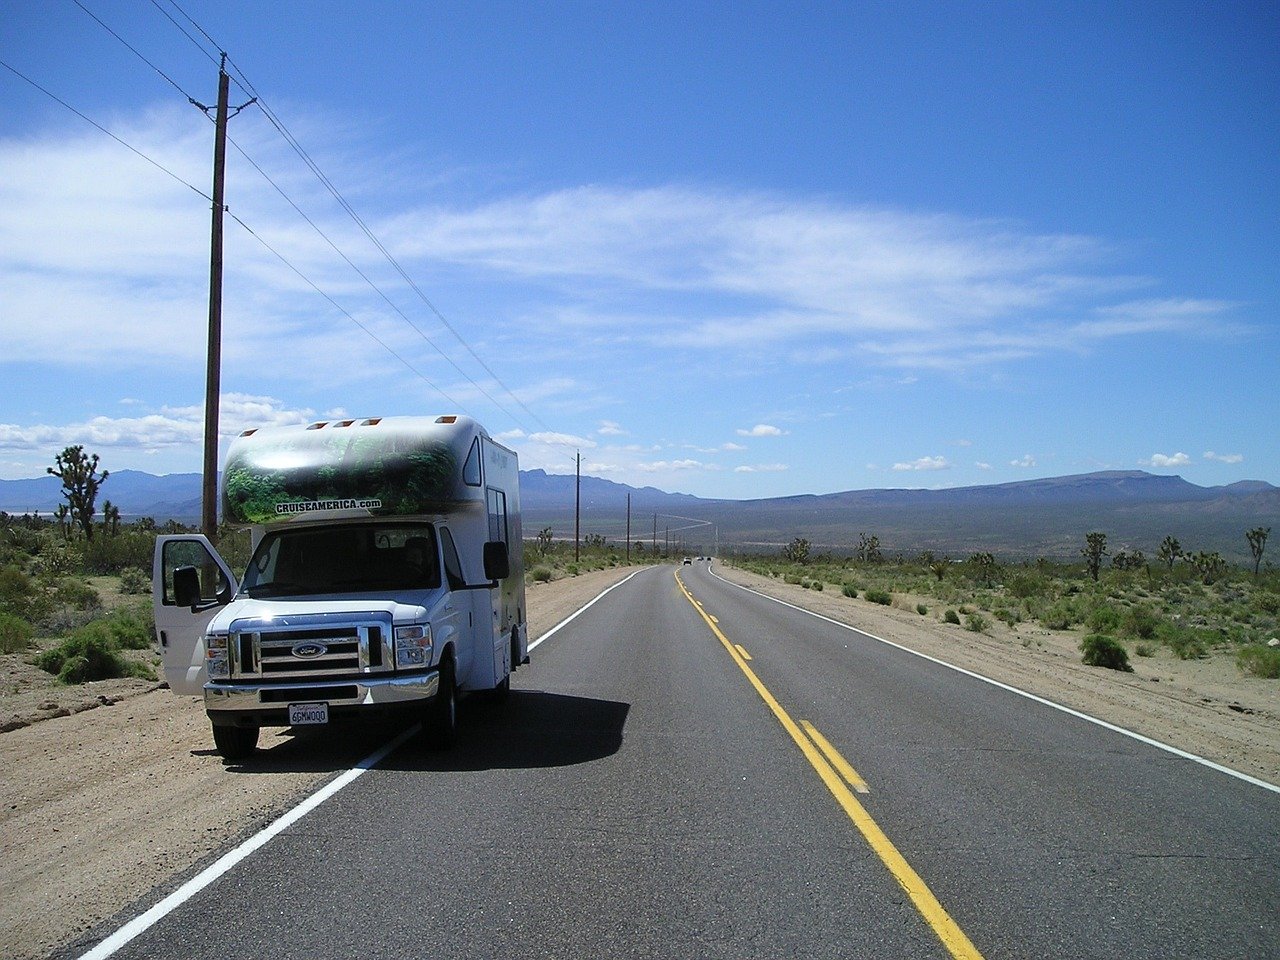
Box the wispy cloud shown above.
[734,463,789,473]
[1010,455,1037,468]
[1204,451,1243,464]
[892,456,951,472]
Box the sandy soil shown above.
[0,566,642,960]
[713,564,1280,787]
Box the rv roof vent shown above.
[435,415,458,424]
[239,428,257,437]
[306,422,326,430]
[361,418,382,426]
[335,420,355,428]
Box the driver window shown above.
[161,540,228,605]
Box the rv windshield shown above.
[239,523,442,598]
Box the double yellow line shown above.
[675,571,984,960]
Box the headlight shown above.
[205,634,229,679]
[394,623,432,668]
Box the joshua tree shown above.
[47,445,108,541]
[968,551,999,587]
[929,560,949,582]
[536,526,554,553]
[782,536,811,564]
[1157,536,1182,571]
[1192,551,1227,585]
[1082,532,1108,582]
[1247,527,1270,578]
[856,532,882,564]
[101,500,121,537]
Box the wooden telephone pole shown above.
[196,55,254,543]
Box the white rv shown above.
[152,415,527,759]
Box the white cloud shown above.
[892,456,951,472]
[976,461,992,470]
[597,420,626,436]
[636,459,705,472]
[721,442,748,451]
[1010,455,1037,468]
[1204,451,1243,464]
[734,463,789,473]
[1143,452,1191,468]
[736,424,786,437]
[527,432,597,449]
[495,429,526,441]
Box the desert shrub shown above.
[82,531,155,575]
[1080,634,1133,672]
[994,608,1020,627]
[0,612,34,654]
[35,623,154,683]
[916,603,928,615]
[1043,598,1080,630]
[54,578,101,611]
[1236,645,1280,679]
[1160,623,1209,660]
[1120,605,1160,640]
[99,604,155,650]
[1087,602,1122,634]
[864,589,892,606]
[119,567,151,595]
[811,580,824,592]
[958,605,974,615]
[943,609,961,625]
[784,573,804,585]
[1256,592,1280,615]
[1134,642,1156,657]
[964,613,988,633]
[32,543,81,579]
[841,584,858,599]
[566,563,579,576]
[530,567,553,583]
[1007,574,1049,600]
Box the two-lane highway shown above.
[77,564,1280,959]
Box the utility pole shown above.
[574,451,581,563]
[652,513,657,555]
[625,493,631,564]
[195,55,254,544]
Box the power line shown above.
[71,0,200,103]
[148,0,545,429]
[145,0,221,68]
[0,58,466,412]
[0,57,211,203]
[223,131,525,425]
[226,212,471,412]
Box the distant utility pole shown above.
[574,451,581,563]
[626,493,631,564]
[652,513,657,554]
[194,54,255,543]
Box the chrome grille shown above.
[229,615,392,682]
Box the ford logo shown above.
[291,642,327,659]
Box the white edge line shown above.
[78,722,421,960]
[528,567,646,652]
[709,566,1280,797]
[81,566,648,960]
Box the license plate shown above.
[288,702,329,725]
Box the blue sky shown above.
[1,1,1276,497]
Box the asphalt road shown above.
[76,563,1280,959]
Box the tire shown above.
[424,654,457,750]
[510,626,523,671]
[212,723,259,760]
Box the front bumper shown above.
[204,670,440,727]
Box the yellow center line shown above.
[734,644,753,661]
[801,720,870,794]
[675,570,984,960]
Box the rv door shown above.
[152,535,237,696]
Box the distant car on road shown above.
[682,557,692,564]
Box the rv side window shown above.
[487,489,508,545]
[439,527,465,590]
[161,540,229,606]
[462,438,482,487]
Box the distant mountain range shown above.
[4,468,1276,563]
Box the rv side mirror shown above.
[173,565,202,609]
[483,541,510,582]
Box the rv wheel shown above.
[425,655,457,750]
[212,723,259,761]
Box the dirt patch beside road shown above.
[0,566,642,960]
[713,563,1280,788]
